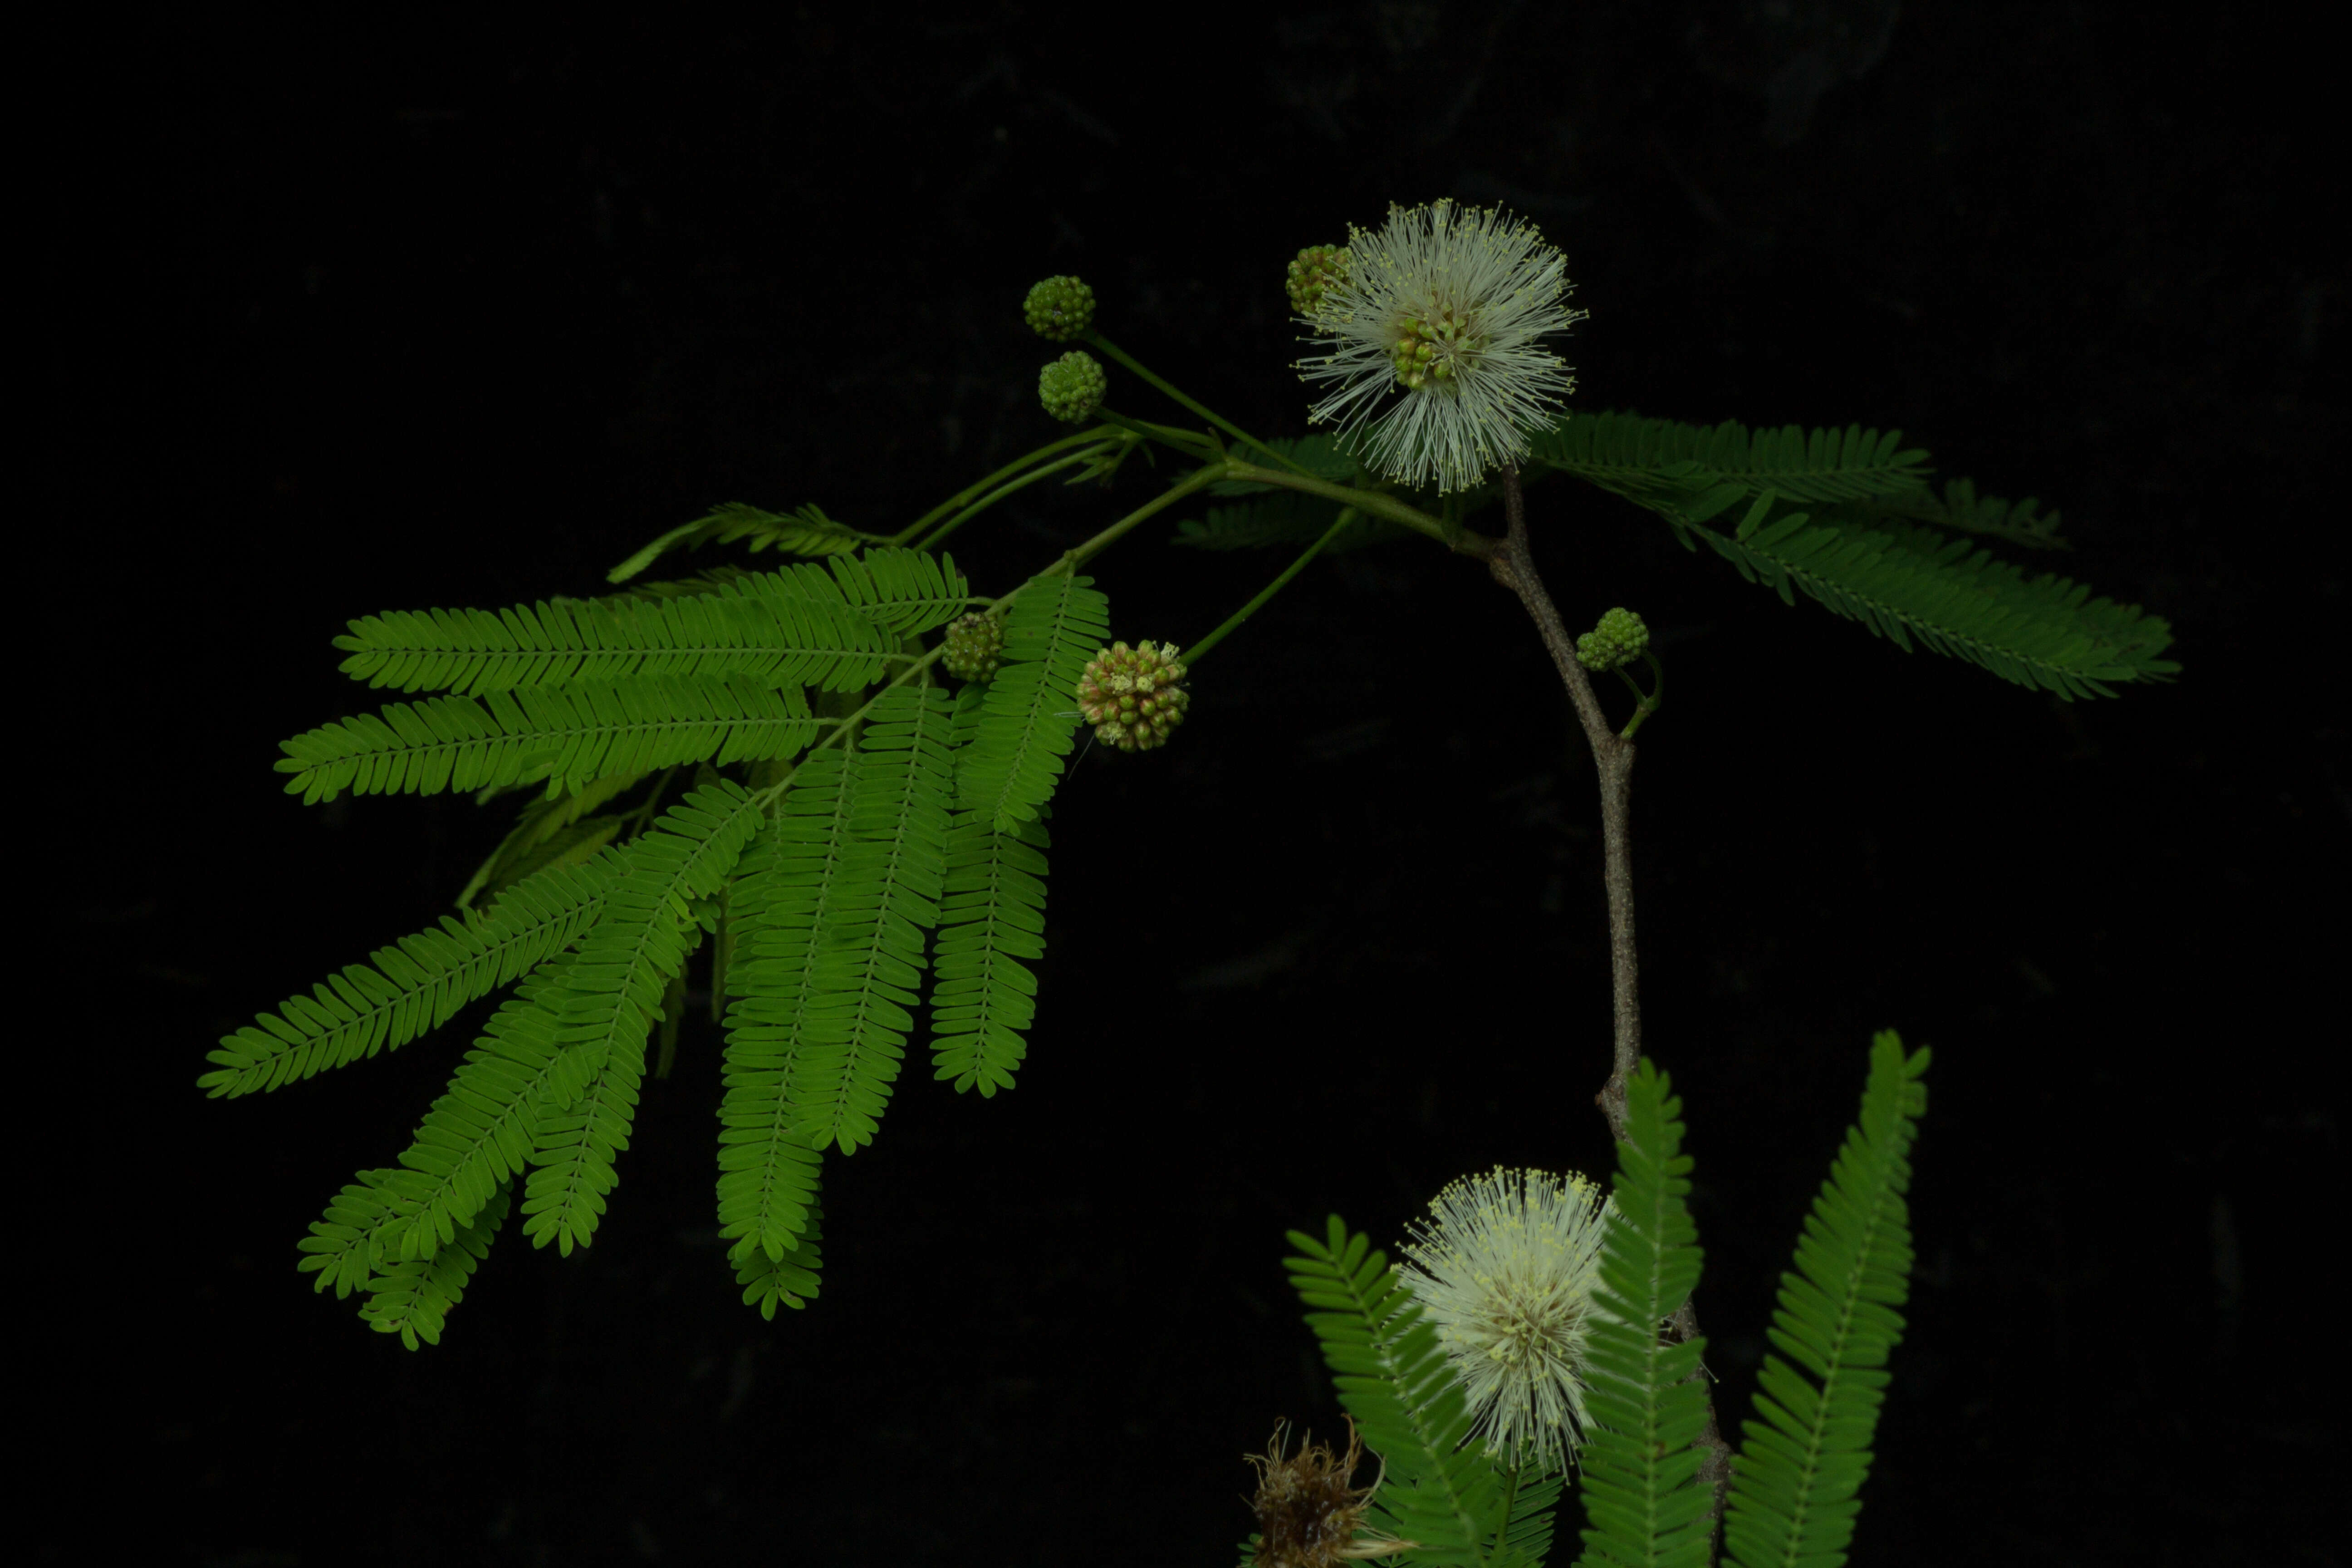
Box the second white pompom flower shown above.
[1397,1166,1617,1475]
[1294,200,1585,495]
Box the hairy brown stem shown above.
[1489,463,1733,1541]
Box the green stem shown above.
[1613,650,1665,740]
[1082,331,1314,477]
[1214,460,1495,557]
[1183,507,1358,666]
[910,447,1110,553]
[890,426,1122,545]
[1487,1462,1523,1566]
[1096,408,1220,460]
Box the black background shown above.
[48,5,2342,1565]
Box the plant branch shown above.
[1486,465,1639,1136]
[1487,463,1733,1543]
[1082,332,1312,476]
[1184,507,1359,666]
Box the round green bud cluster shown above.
[1023,274,1096,341]
[1575,607,1651,672]
[1038,350,1107,424]
[1285,245,1352,319]
[1075,640,1189,752]
[1389,295,1480,390]
[940,612,1005,681]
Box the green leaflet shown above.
[370,971,578,1264]
[1572,1061,1716,1568]
[520,781,768,1256]
[277,673,818,804]
[1527,413,1932,509]
[720,687,955,1166]
[930,682,1048,1097]
[1858,475,2068,552]
[715,758,853,1267]
[358,1183,511,1351]
[818,547,973,637]
[1723,1032,1929,1568]
[202,850,622,1097]
[1284,1216,1508,1566]
[1695,495,2176,699]
[334,571,901,696]
[735,1206,825,1321]
[956,570,1110,833]
[604,501,889,583]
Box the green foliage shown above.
[929,683,1049,1097]
[1528,413,1931,510]
[1525,412,2173,699]
[333,572,911,696]
[359,1184,511,1351]
[524,781,767,1255]
[203,851,621,1096]
[1700,491,2175,699]
[1572,1061,1715,1568]
[605,501,890,582]
[276,674,821,804]
[956,569,1110,833]
[295,962,573,1308]
[1723,1031,1929,1568]
[1284,1216,1517,1566]
[736,1206,824,1320]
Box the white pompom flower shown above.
[1396,1166,1617,1475]
[1294,200,1586,494]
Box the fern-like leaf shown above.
[735,1205,824,1320]
[294,963,568,1302]
[1722,1031,1929,1568]
[785,686,954,1150]
[521,781,767,1255]
[1492,1472,1568,1568]
[1857,475,2068,551]
[956,570,1110,833]
[1285,1215,1505,1565]
[606,501,890,582]
[715,755,854,1265]
[930,683,1048,1096]
[821,547,972,636]
[1693,495,2176,698]
[333,573,901,697]
[1527,413,1931,508]
[203,851,622,1097]
[358,1182,511,1350]
[370,979,582,1262]
[277,674,819,804]
[1573,1059,1715,1568]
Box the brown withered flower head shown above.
[1244,1418,1416,1568]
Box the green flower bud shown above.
[940,612,1005,681]
[1022,274,1097,341]
[1075,640,1189,752]
[1285,245,1352,319]
[1038,350,1107,424]
[1574,607,1651,672]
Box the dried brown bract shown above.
[1245,1418,1417,1568]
